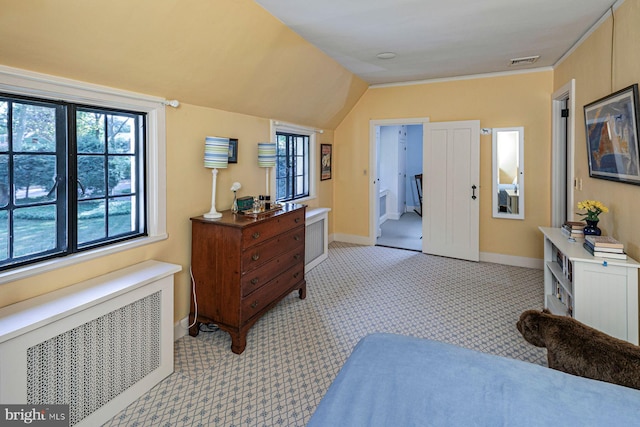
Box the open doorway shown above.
[374,123,423,251]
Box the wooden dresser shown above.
[189,203,306,354]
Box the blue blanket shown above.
[308,333,640,426]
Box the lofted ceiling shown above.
[255,0,619,85]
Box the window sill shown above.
[0,233,168,286]
[280,195,317,205]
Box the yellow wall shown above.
[334,71,553,259]
[554,0,640,260]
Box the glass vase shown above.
[583,219,601,236]
[232,193,238,213]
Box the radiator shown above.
[305,208,330,273]
[0,260,181,427]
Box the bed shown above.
[308,333,640,426]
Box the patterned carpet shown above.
[103,242,547,426]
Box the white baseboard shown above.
[174,317,189,341]
[332,233,373,246]
[480,252,543,269]
[328,236,541,268]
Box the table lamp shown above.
[258,142,276,196]
[203,136,229,218]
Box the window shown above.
[275,132,310,202]
[0,64,168,282]
[0,93,146,270]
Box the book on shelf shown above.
[561,221,585,238]
[583,239,624,253]
[582,242,628,260]
[554,247,572,281]
[552,277,573,313]
[563,221,586,230]
[561,227,583,237]
[584,235,624,249]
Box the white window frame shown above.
[270,120,317,203]
[0,65,168,284]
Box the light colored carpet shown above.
[376,212,422,251]
[104,242,546,427]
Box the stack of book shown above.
[583,235,627,260]
[561,221,586,238]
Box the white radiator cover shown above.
[305,208,330,273]
[0,260,181,427]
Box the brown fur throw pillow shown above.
[517,309,640,390]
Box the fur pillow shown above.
[517,309,640,390]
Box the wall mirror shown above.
[492,127,524,219]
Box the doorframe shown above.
[551,79,576,226]
[368,117,430,245]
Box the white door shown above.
[422,120,480,261]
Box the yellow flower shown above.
[576,200,608,221]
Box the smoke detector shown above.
[509,55,540,66]
[376,52,397,60]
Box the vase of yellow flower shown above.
[576,200,608,236]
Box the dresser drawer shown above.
[242,226,304,272]
[241,209,305,248]
[241,246,305,297]
[241,262,305,319]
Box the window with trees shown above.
[0,93,146,270]
[275,132,309,202]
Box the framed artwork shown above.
[584,84,640,185]
[321,144,332,180]
[228,138,238,164]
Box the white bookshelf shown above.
[540,227,640,345]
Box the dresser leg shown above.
[230,332,247,354]
[298,283,306,300]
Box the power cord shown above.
[185,266,219,333]
[187,266,198,329]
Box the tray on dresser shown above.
[236,204,283,218]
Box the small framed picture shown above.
[228,138,238,164]
[321,144,332,181]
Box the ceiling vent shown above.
[509,55,540,66]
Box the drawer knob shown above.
[293,254,301,260]
[251,278,259,285]
[294,235,301,241]
[295,218,301,223]
[293,272,300,279]
[251,300,258,309]
[252,254,260,261]
[252,232,260,239]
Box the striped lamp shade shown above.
[204,136,230,169]
[257,142,276,168]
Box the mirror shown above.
[492,127,524,219]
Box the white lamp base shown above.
[204,168,222,219]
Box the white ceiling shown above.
[255,0,618,85]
